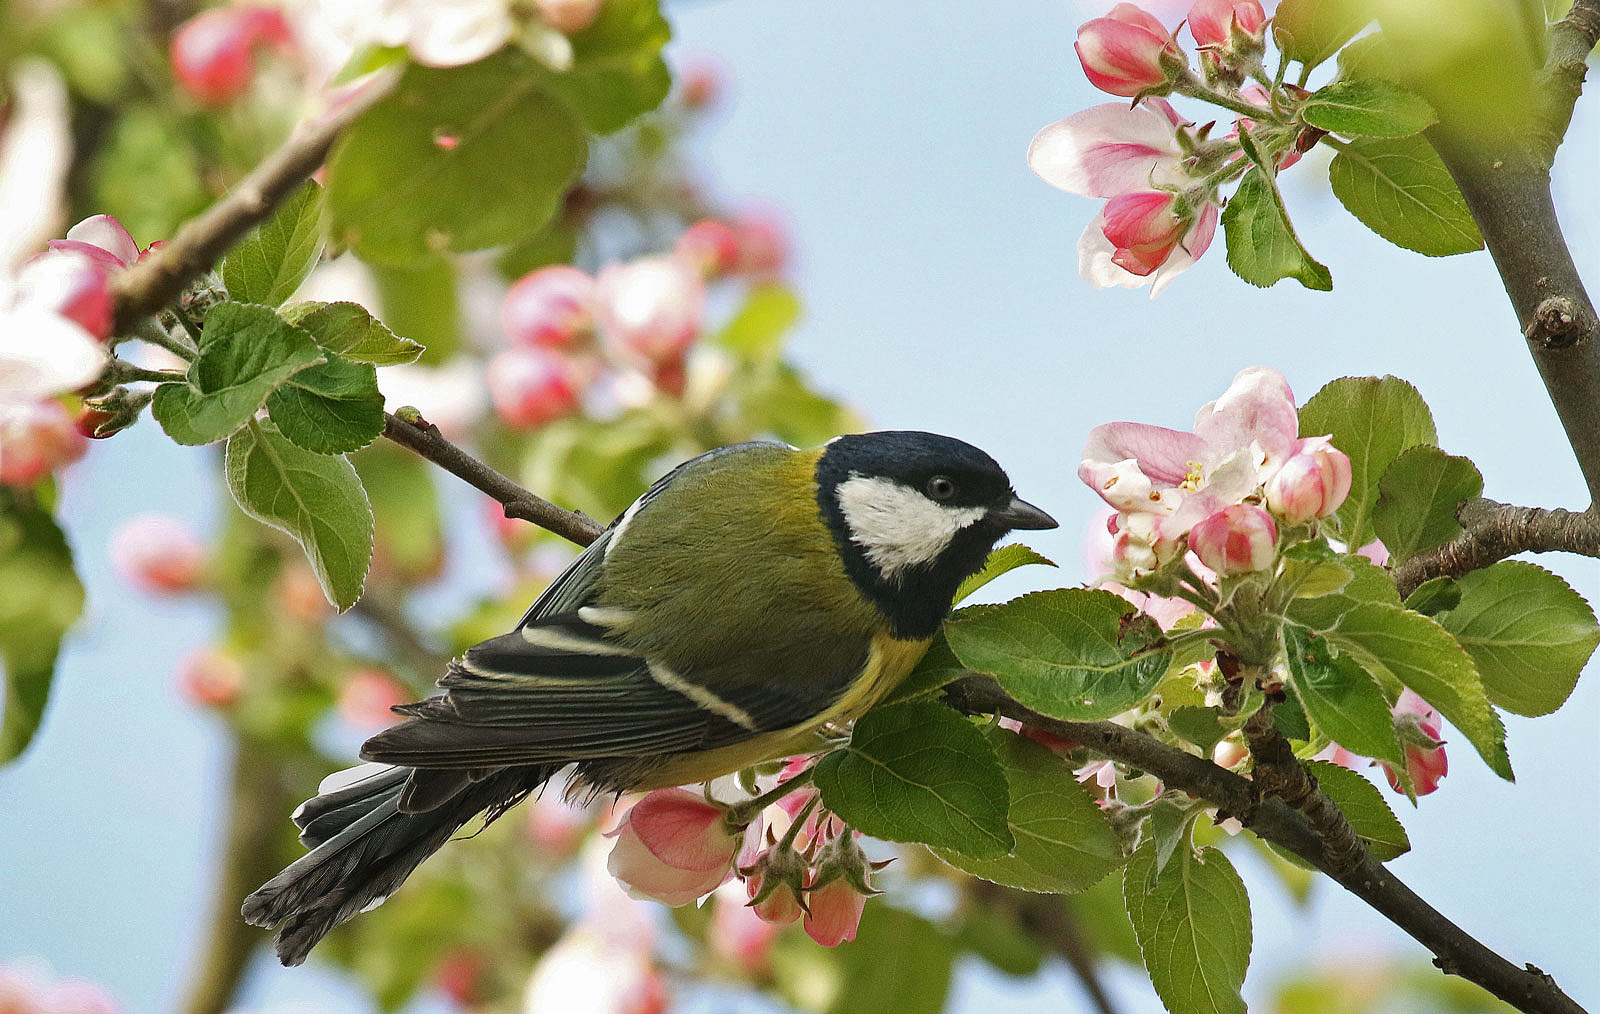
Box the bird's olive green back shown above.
[593,444,888,688]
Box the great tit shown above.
[243,430,1056,964]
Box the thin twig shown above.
[1392,499,1600,598]
[380,412,604,547]
[109,67,400,334]
[944,676,1589,1014]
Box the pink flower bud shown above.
[433,950,487,1008]
[1075,3,1185,98]
[1265,436,1353,523]
[486,346,581,429]
[675,220,742,279]
[16,250,114,342]
[1382,690,1448,796]
[501,265,597,349]
[177,647,247,708]
[606,788,748,906]
[1189,503,1277,576]
[338,667,407,728]
[595,255,706,368]
[534,0,604,35]
[109,514,206,594]
[0,401,88,487]
[1187,0,1265,50]
[730,211,788,277]
[679,60,722,111]
[170,4,294,107]
[803,877,869,947]
[1100,190,1188,276]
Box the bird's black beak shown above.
[988,496,1058,531]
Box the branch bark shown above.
[1392,498,1600,598]
[944,677,1589,1014]
[380,412,605,546]
[108,67,399,334]
[1418,0,1600,506]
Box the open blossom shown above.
[1075,3,1185,97]
[1081,366,1299,551]
[1080,196,1217,295]
[313,0,513,68]
[595,255,705,369]
[606,788,750,905]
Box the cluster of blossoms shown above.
[0,214,158,487]
[1030,0,1312,294]
[486,213,786,430]
[606,762,882,948]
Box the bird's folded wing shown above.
[360,611,854,771]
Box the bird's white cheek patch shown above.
[836,475,987,582]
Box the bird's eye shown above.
[925,475,957,501]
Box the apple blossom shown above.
[177,647,247,708]
[0,965,117,1014]
[49,214,144,271]
[1075,3,1186,98]
[1188,0,1265,78]
[606,788,750,905]
[1264,435,1353,523]
[710,881,783,974]
[522,926,667,1014]
[312,0,513,69]
[1212,733,1249,769]
[675,219,742,279]
[0,59,72,273]
[0,400,87,487]
[109,514,206,594]
[0,258,111,405]
[1080,366,1300,546]
[1080,198,1218,295]
[170,5,295,107]
[1029,99,1188,201]
[1190,503,1278,576]
[1099,190,1195,276]
[729,211,788,277]
[595,255,705,368]
[12,250,113,342]
[487,346,582,428]
[740,840,808,925]
[1383,690,1449,796]
[678,59,722,111]
[502,265,597,349]
[803,877,869,947]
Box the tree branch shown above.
[1418,0,1600,506]
[944,676,1589,1014]
[380,412,605,547]
[108,68,400,334]
[1392,498,1600,598]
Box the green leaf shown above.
[265,355,385,454]
[538,0,672,134]
[221,180,326,306]
[712,283,802,361]
[826,906,955,1014]
[1307,761,1410,861]
[955,545,1056,605]
[1289,558,1511,780]
[1297,375,1437,549]
[882,628,969,704]
[1273,0,1373,70]
[1302,79,1436,137]
[327,51,587,266]
[1124,837,1251,1014]
[1279,543,1354,600]
[1328,135,1484,256]
[1168,707,1228,754]
[814,700,1013,857]
[1404,576,1461,616]
[370,259,460,362]
[930,727,1124,893]
[1284,624,1403,767]
[286,301,424,365]
[1373,445,1482,563]
[354,443,444,583]
[945,589,1168,722]
[0,503,85,764]
[225,419,374,611]
[1221,167,1333,290]
[1437,561,1600,717]
[151,302,324,446]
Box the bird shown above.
[242,430,1057,965]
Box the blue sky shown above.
[1,2,1595,1012]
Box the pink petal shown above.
[607,827,730,905]
[628,789,737,872]
[1148,201,1218,297]
[1192,365,1298,465]
[1083,420,1208,487]
[1028,103,1184,198]
[64,214,139,266]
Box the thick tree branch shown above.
[1418,0,1600,506]
[1392,498,1600,598]
[945,676,1589,1014]
[381,412,605,547]
[108,68,399,334]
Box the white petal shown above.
[407,0,513,67]
[1076,212,1151,291]
[0,307,106,401]
[0,59,72,273]
[1029,103,1184,199]
[64,214,140,267]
